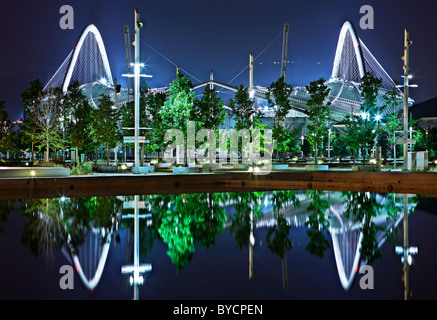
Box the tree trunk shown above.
[184,140,188,167]
[106,143,110,166]
[76,145,80,165]
[276,140,279,164]
[314,142,318,165]
[46,135,50,162]
[31,140,34,163]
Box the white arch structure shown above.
[330,21,400,93]
[70,227,112,291]
[44,24,113,92]
[331,21,366,81]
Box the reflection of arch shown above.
[44,24,113,92]
[330,203,363,291]
[69,227,112,291]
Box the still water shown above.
[0,190,436,300]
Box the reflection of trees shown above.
[227,192,264,250]
[0,200,15,233]
[341,192,384,265]
[265,190,299,290]
[17,196,121,259]
[305,190,331,258]
[265,190,299,259]
[18,198,66,260]
[150,193,226,273]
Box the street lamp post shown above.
[402,29,413,171]
[122,9,152,173]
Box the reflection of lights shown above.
[395,246,418,265]
[121,164,127,170]
[250,234,255,246]
[30,170,36,177]
[248,167,253,172]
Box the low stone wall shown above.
[0,167,70,178]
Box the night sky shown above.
[1,0,437,122]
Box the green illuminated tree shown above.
[304,78,331,164]
[266,76,300,163]
[159,69,196,166]
[192,85,226,163]
[357,72,383,164]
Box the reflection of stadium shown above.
[254,191,417,291]
[59,191,416,294]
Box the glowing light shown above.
[30,170,36,177]
[375,114,382,121]
[121,164,127,170]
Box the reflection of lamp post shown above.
[395,194,418,300]
[121,195,152,300]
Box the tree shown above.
[65,80,94,164]
[304,78,331,164]
[159,69,196,166]
[266,76,299,163]
[341,114,360,164]
[0,101,13,154]
[229,84,260,132]
[192,85,226,163]
[20,78,45,162]
[228,85,264,163]
[143,86,167,162]
[32,87,65,162]
[357,72,383,163]
[92,95,121,166]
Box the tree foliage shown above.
[304,78,331,163]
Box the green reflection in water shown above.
[0,190,420,278]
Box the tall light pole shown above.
[122,9,152,173]
[402,28,412,171]
[134,9,142,173]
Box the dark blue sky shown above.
[1,0,436,121]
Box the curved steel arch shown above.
[62,24,113,92]
[331,21,366,81]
